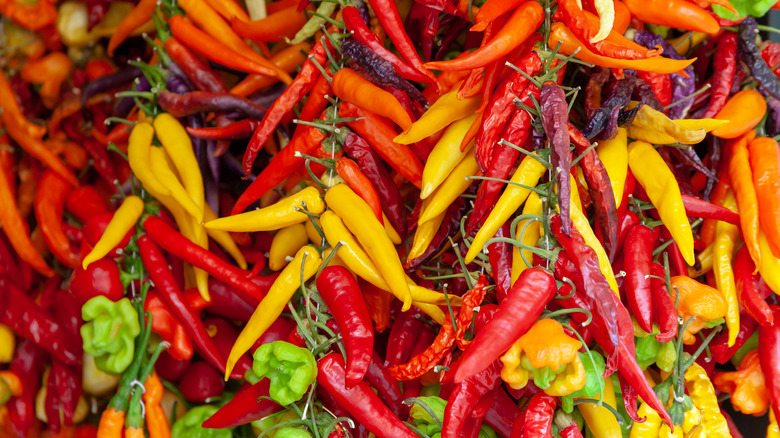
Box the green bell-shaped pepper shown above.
[172,405,232,438]
[252,341,317,406]
[80,296,140,374]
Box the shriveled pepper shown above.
[80,296,140,375]
[670,276,728,344]
[251,341,317,405]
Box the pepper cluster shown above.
[3,0,780,437]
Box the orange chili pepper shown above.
[712,90,767,139]
[714,351,769,415]
[749,136,780,259]
[206,0,250,21]
[16,156,36,220]
[335,157,384,224]
[229,43,311,97]
[332,68,414,132]
[425,1,544,71]
[0,0,57,30]
[97,408,125,437]
[0,73,46,139]
[623,0,719,34]
[471,0,526,32]
[612,0,631,33]
[231,6,309,41]
[266,0,298,13]
[19,52,73,109]
[107,0,158,56]
[142,373,171,438]
[35,170,80,269]
[729,133,762,269]
[548,22,696,75]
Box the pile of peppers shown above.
[4,0,780,436]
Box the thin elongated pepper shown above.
[230,6,308,41]
[148,147,203,222]
[395,91,480,145]
[730,134,761,268]
[714,192,741,346]
[208,187,325,232]
[226,246,321,379]
[596,127,628,207]
[628,141,695,265]
[466,153,547,263]
[734,247,774,326]
[623,225,655,333]
[325,184,412,311]
[335,158,384,224]
[420,115,478,198]
[332,68,413,132]
[153,114,204,214]
[34,170,79,269]
[82,196,144,269]
[418,153,478,223]
[713,90,767,139]
[749,136,780,258]
[624,0,718,33]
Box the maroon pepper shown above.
[541,83,572,235]
[623,224,655,333]
[734,247,774,326]
[702,33,737,118]
[158,90,266,119]
[317,266,374,388]
[318,353,418,438]
[137,235,250,379]
[488,221,513,302]
[483,388,523,438]
[384,308,426,367]
[365,352,404,418]
[205,278,258,322]
[650,262,678,343]
[83,137,117,184]
[759,305,780,422]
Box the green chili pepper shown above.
[713,0,775,20]
[560,351,606,413]
[172,405,232,438]
[252,341,317,406]
[80,296,140,374]
[288,2,338,44]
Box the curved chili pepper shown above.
[711,316,758,364]
[335,157,384,224]
[542,82,573,235]
[364,353,404,418]
[230,5,308,41]
[650,262,678,343]
[758,311,780,423]
[426,2,543,71]
[749,136,780,260]
[202,379,281,428]
[34,170,79,269]
[317,266,374,389]
[734,247,774,326]
[523,393,557,438]
[186,119,260,140]
[442,360,502,438]
[318,353,418,438]
[332,68,413,132]
[81,66,141,107]
[158,90,266,119]
[623,224,655,334]
[385,308,426,367]
[137,235,249,379]
[703,33,738,119]
[739,17,780,100]
[624,0,718,33]
[163,37,228,93]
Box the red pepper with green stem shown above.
[522,393,557,438]
[734,247,774,326]
[142,216,266,303]
[35,170,80,269]
[759,305,780,422]
[623,224,656,334]
[241,39,328,175]
[316,266,374,389]
[137,235,250,379]
[318,353,418,438]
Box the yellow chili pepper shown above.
[268,224,309,271]
[757,230,780,294]
[630,402,662,438]
[466,153,547,263]
[512,192,543,284]
[596,127,628,207]
[0,324,14,363]
[383,212,402,245]
[682,405,703,437]
[205,186,325,232]
[420,115,478,198]
[568,174,620,296]
[325,183,412,310]
[670,276,727,344]
[394,91,480,145]
[628,141,695,265]
[713,350,769,416]
[628,119,729,145]
[685,361,730,438]
[590,0,615,42]
[226,245,322,378]
[713,192,740,346]
[153,113,204,213]
[203,204,247,270]
[82,195,144,269]
[148,146,204,222]
[127,122,171,196]
[305,218,325,246]
[578,377,622,438]
[419,152,478,223]
[769,410,780,438]
[630,105,707,145]
[668,31,710,54]
[408,210,446,260]
[690,243,714,276]
[411,301,446,326]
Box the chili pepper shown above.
[465,153,547,263]
[81,296,140,374]
[549,23,696,74]
[208,186,325,232]
[425,2,543,71]
[82,195,143,269]
[623,225,655,333]
[679,193,740,224]
[0,0,56,30]
[454,268,556,382]
[318,353,417,438]
[144,291,193,361]
[32,170,81,271]
[137,235,249,379]
[702,33,737,119]
[724,142,760,269]
[714,350,769,416]
[157,90,266,119]
[628,141,695,265]
[126,123,171,196]
[334,157,384,224]
[332,67,415,133]
[624,0,718,32]
[471,0,524,31]
[362,352,404,418]
[154,113,204,209]
[581,78,636,140]
[421,114,478,198]
[250,341,317,405]
[712,90,767,139]
[266,224,306,271]
[316,266,374,388]
[522,393,556,438]
[343,132,407,238]
[442,360,502,438]
[670,276,728,343]
[202,379,281,428]
[685,361,731,437]
[163,37,228,93]
[759,306,780,423]
[168,15,277,78]
[738,17,780,101]
[418,153,478,224]
[0,278,80,366]
[83,137,117,183]
[747,136,780,260]
[541,83,574,236]
[106,0,156,55]
[713,192,741,346]
[186,119,260,141]
[733,247,774,326]
[7,340,45,436]
[650,263,678,343]
[468,89,539,234]
[231,5,307,41]
[80,66,141,107]
[227,245,320,377]
[637,70,673,108]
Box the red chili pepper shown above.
[137,235,249,379]
[186,119,261,141]
[734,247,774,326]
[454,268,556,382]
[318,353,418,438]
[758,305,780,422]
[650,262,678,343]
[7,340,46,436]
[702,33,737,118]
[623,224,655,333]
[523,393,557,438]
[637,71,672,108]
[384,307,426,368]
[65,186,109,223]
[242,40,327,174]
[316,266,374,388]
[142,216,266,303]
[364,353,404,418]
[34,170,79,269]
[145,290,194,360]
[164,36,228,92]
[710,316,758,364]
[0,277,80,366]
[202,379,282,428]
[442,360,502,438]
[488,222,513,303]
[681,193,740,224]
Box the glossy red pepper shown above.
[442,360,502,438]
[523,393,557,438]
[623,224,655,333]
[759,305,780,422]
[711,316,758,364]
[34,169,79,268]
[203,379,282,428]
[650,262,678,343]
[65,185,109,223]
[734,246,774,326]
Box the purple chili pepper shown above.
[633,30,695,119]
